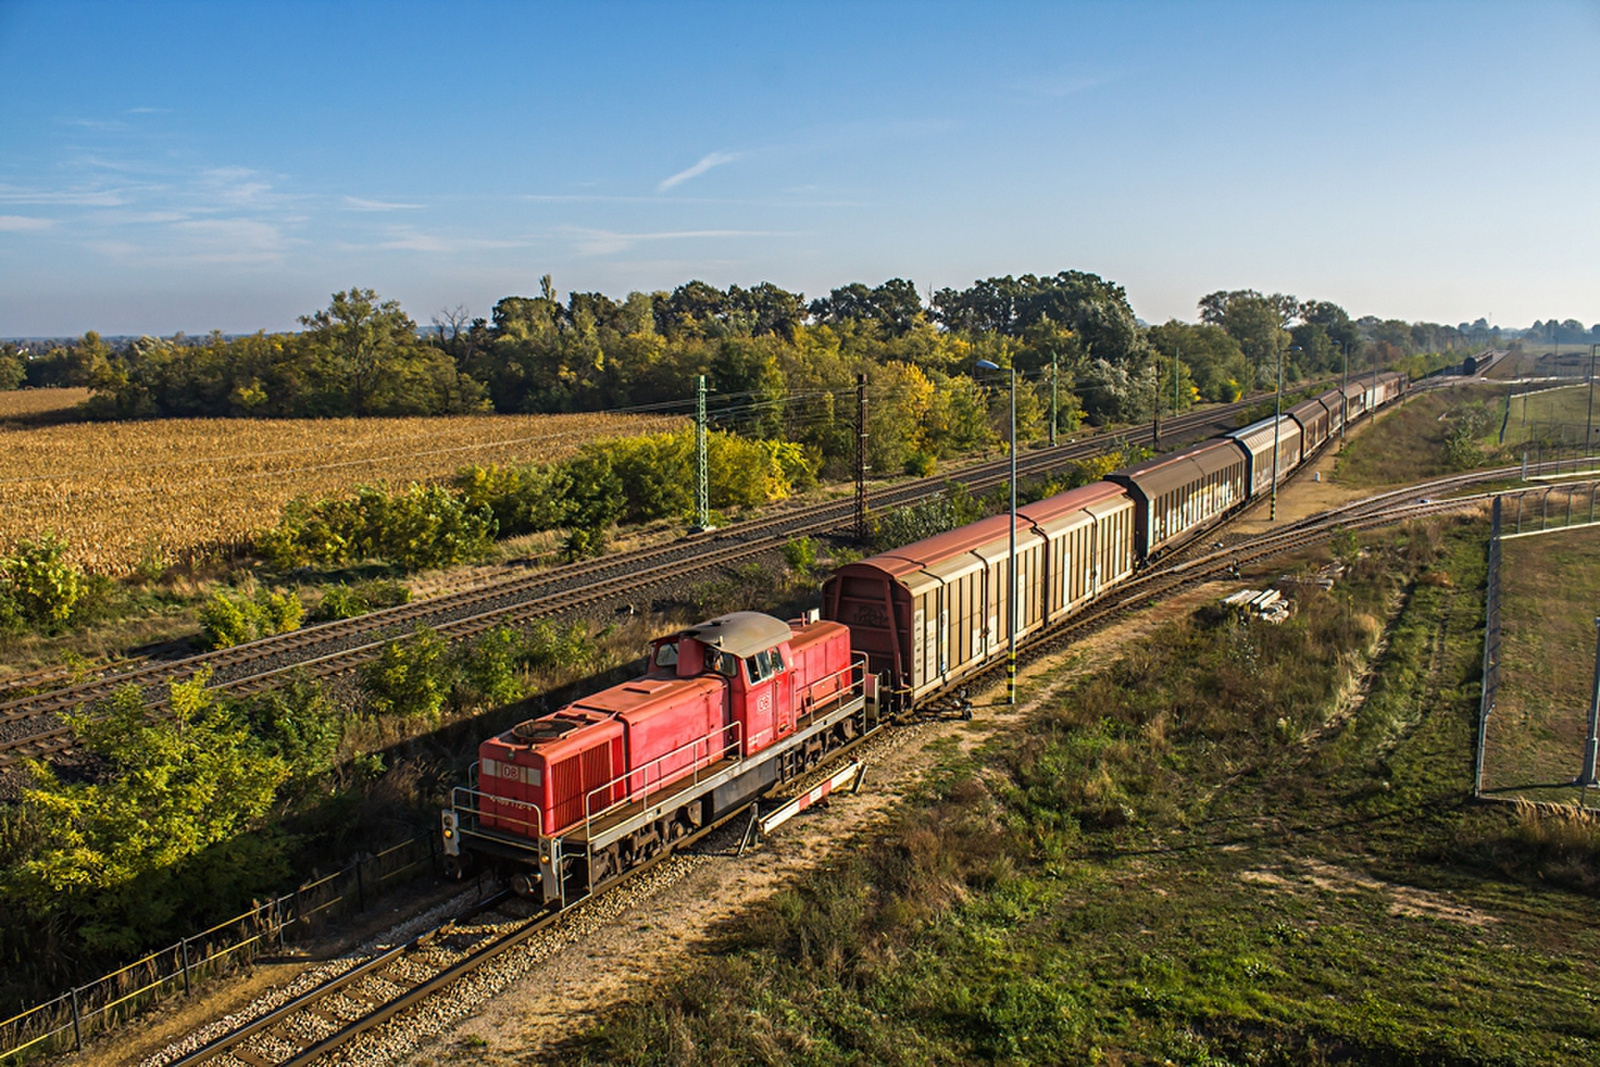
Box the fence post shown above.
[180,937,191,997]
[1477,496,1502,797]
[70,986,83,1052]
[277,895,288,950]
[355,856,366,912]
[429,826,439,875]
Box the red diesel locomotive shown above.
[442,611,874,905]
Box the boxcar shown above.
[1342,380,1369,422]
[822,481,1137,708]
[1223,415,1304,498]
[1015,481,1136,625]
[1105,439,1247,559]
[1317,387,1346,438]
[1287,397,1330,453]
[823,512,1036,706]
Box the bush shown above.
[782,536,818,575]
[198,588,304,650]
[309,578,411,622]
[239,677,343,781]
[453,462,572,538]
[451,625,528,712]
[257,483,495,573]
[360,627,454,722]
[0,532,84,628]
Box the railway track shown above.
[0,398,1261,770]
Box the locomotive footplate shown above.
[568,691,869,853]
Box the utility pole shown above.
[1586,343,1597,451]
[1049,351,1058,447]
[1151,358,1160,450]
[855,373,868,542]
[1339,340,1349,446]
[695,374,709,531]
[1174,346,1181,424]
[1271,344,1295,523]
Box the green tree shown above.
[11,672,288,950]
[0,345,24,390]
[298,288,421,415]
[1198,290,1300,389]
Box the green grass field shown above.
[556,521,1600,1066]
[1483,526,1600,805]
[1335,381,1598,488]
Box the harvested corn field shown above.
[0,408,683,574]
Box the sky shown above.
[1,0,1598,338]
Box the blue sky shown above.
[1,0,1597,337]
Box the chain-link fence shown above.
[1522,442,1600,478]
[0,832,438,1063]
[1502,479,1600,537]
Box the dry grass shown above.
[0,410,684,574]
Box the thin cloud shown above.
[343,196,424,212]
[1011,68,1119,100]
[0,215,55,231]
[0,185,127,207]
[567,226,796,256]
[125,107,170,114]
[657,151,738,192]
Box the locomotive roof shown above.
[676,611,793,658]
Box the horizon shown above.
[2,1,1597,337]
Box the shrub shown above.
[240,677,343,781]
[198,588,304,649]
[782,536,818,575]
[310,578,411,622]
[0,532,84,627]
[360,627,454,722]
[451,625,527,712]
[257,483,495,573]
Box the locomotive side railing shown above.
[581,721,747,832]
[451,784,546,841]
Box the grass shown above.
[1334,382,1599,488]
[1483,526,1600,805]
[566,520,1600,1065]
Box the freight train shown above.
[441,371,1408,904]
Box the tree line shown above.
[1,273,1516,463]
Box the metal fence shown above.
[1522,441,1600,477]
[1502,479,1600,538]
[0,832,438,1063]
[1475,496,1503,797]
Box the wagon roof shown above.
[1016,480,1128,524]
[1288,397,1326,421]
[1108,439,1239,498]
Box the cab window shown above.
[653,641,679,669]
[744,648,785,684]
[714,651,739,678]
